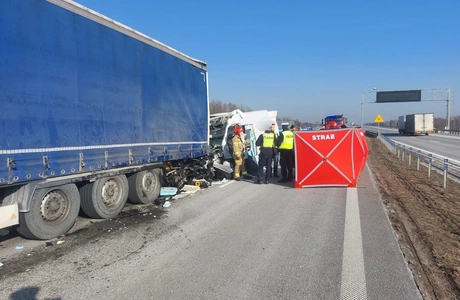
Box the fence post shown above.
[409,147,412,166]
[402,145,405,161]
[428,154,432,177]
[397,144,400,158]
[417,150,421,170]
[443,158,448,188]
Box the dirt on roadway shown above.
[1,136,458,299]
[366,136,460,299]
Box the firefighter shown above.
[277,123,294,183]
[232,125,252,181]
[255,123,277,184]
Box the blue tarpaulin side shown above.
[0,0,209,185]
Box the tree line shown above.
[209,100,251,115]
[211,100,460,131]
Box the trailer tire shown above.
[17,184,80,240]
[80,175,129,219]
[128,169,161,204]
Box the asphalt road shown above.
[365,126,460,161]
[0,167,420,300]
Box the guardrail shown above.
[364,126,460,135]
[435,129,460,135]
[365,131,460,188]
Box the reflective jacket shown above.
[262,132,276,148]
[232,135,244,155]
[278,130,294,150]
[256,130,276,158]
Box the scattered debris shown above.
[211,178,230,185]
[137,205,149,214]
[172,193,188,200]
[0,262,4,267]
[163,154,214,189]
[181,185,200,194]
[44,239,65,247]
[163,201,171,208]
[160,187,178,196]
[193,179,211,188]
[15,246,24,250]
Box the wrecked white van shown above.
[210,109,278,178]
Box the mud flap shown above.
[0,204,19,229]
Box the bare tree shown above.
[210,100,252,114]
[209,100,224,114]
[239,105,252,112]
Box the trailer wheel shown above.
[128,169,161,204]
[80,175,129,219]
[17,184,80,240]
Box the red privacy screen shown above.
[294,128,368,188]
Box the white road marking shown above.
[218,180,235,188]
[340,188,368,299]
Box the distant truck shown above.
[321,114,347,130]
[0,0,212,239]
[398,113,434,135]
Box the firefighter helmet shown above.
[234,125,243,135]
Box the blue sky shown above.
[75,0,459,124]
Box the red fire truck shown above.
[322,114,347,130]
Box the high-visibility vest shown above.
[278,131,294,150]
[262,132,276,148]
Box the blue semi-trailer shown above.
[0,0,211,239]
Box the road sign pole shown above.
[374,114,384,136]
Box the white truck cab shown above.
[210,109,278,178]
